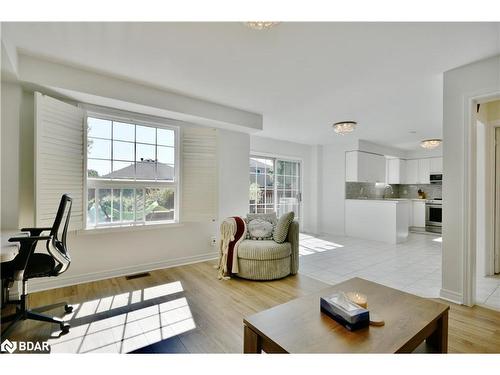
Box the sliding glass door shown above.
[249,156,302,221]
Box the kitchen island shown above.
[345,199,410,244]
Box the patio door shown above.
[249,156,302,222]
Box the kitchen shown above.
[344,150,443,243]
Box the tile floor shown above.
[476,274,500,309]
[298,232,442,297]
[298,232,500,310]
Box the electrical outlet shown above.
[211,236,217,246]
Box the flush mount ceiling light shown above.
[332,121,357,135]
[420,139,442,149]
[244,22,280,30]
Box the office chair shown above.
[1,194,73,338]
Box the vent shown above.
[125,272,151,280]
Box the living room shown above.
[1,1,499,372]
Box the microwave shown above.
[430,174,442,184]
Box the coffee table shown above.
[243,277,449,353]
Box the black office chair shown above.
[1,194,73,338]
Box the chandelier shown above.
[420,139,442,149]
[333,121,357,135]
[244,22,280,30]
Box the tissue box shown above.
[320,292,370,331]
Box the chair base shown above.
[1,295,72,340]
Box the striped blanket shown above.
[217,216,247,280]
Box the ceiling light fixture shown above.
[420,139,442,149]
[244,22,280,30]
[333,121,357,135]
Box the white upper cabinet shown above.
[429,157,443,173]
[405,158,440,184]
[346,151,386,183]
[386,158,406,184]
[418,158,431,184]
[405,159,419,184]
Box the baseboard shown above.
[439,288,463,304]
[28,252,219,293]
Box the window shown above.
[86,115,179,228]
[249,156,301,220]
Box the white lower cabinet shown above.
[411,200,426,228]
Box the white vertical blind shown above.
[35,92,85,230]
[181,127,218,222]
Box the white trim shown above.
[486,119,500,275]
[77,221,184,235]
[439,288,463,304]
[28,251,218,293]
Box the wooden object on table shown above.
[243,277,449,354]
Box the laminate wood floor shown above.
[2,260,499,353]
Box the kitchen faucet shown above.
[383,184,394,199]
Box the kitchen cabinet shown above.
[405,158,438,184]
[405,159,419,184]
[346,151,386,183]
[411,200,426,228]
[386,158,406,184]
[418,159,431,184]
[430,157,443,173]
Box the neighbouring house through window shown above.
[249,156,302,221]
[86,115,179,228]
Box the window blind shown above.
[35,92,85,230]
[181,127,218,222]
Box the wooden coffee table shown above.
[243,277,449,353]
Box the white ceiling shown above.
[2,22,500,148]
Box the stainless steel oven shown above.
[425,200,442,233]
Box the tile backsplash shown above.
[346,182,442,200]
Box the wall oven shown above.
[425,200,442,233]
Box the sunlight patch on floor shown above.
[299,233,344,256]
[47,282,195,353]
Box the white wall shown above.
[1,81,22,230]
[250,135,318,234]
[442,55,500,304]
[319,143,349,235]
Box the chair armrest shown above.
[21,227,52,236]
[9,235,51,243]
[287,221,299,275]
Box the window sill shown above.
[77,222,184,236]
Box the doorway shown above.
[474,100,500,310]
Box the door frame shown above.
[250,151,304,228]
[463,91,500,306]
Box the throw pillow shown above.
[273,211,295,243]
[247,218,274,240]
[245,212,277,240]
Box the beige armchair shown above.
[236,221,299,280]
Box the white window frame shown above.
[249,153,303,226]
[83,109,181,229]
